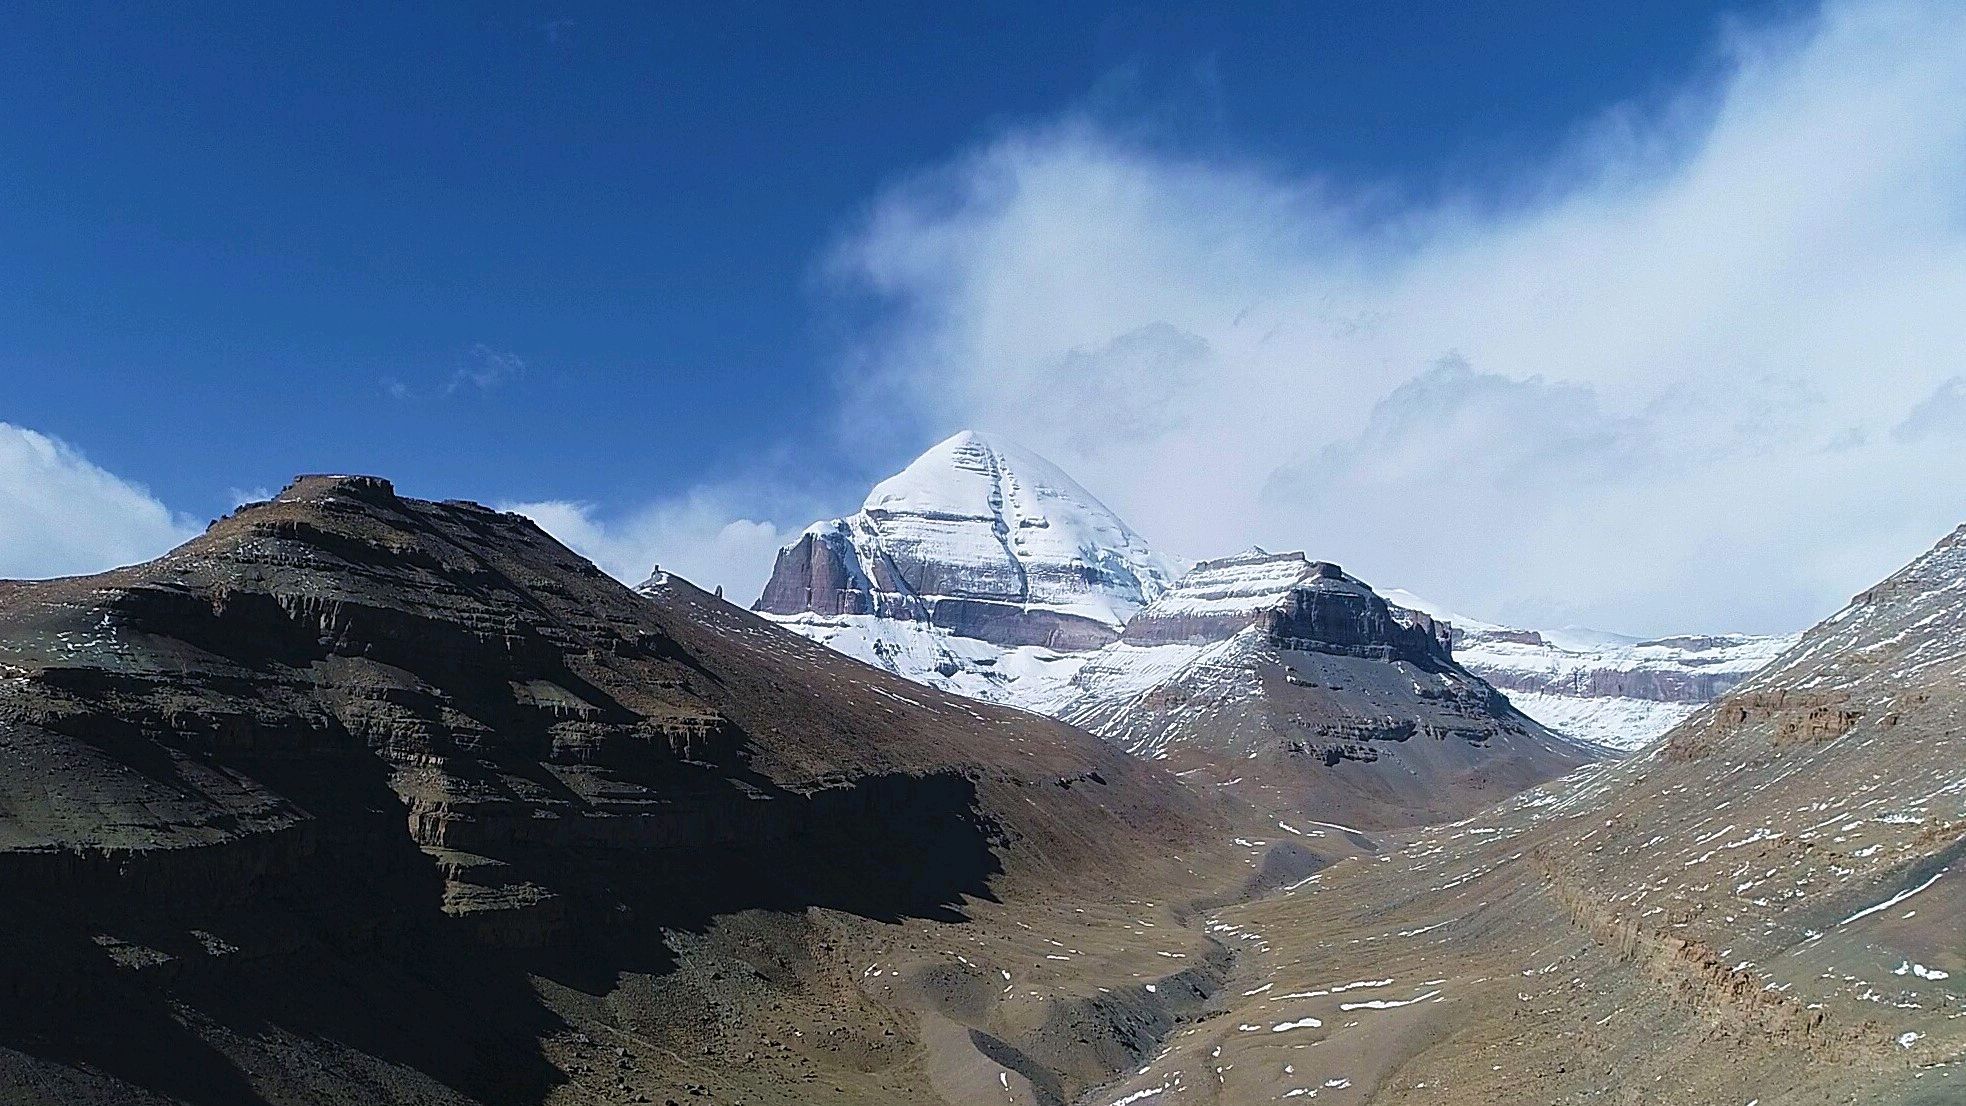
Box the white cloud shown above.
[0,423,200,580]
[502,489,798,601]
[820,0,1966,635]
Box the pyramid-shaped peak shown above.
[865,431,1106,519]
[758,432,1180,649]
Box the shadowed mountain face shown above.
[0,475,1232,1106]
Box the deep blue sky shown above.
[1,0,1790,521]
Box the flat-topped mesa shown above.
[756,430,1179,650]
[278,472,400,502]
[1119,548,1453,666]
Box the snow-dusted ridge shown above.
[1380,589,1796,750]
[748,431,1793,752]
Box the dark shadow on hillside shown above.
[526,768,1003,996]
[0,754,1001,1106]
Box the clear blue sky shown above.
[0,1,1791,523]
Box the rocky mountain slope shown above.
[1049,550,1595,827]
[1095,522,1966,1106]
[0,474,1277,1106]
[756,430,1179,650]
[1383,589,1795,750]
[758,437,1593,825]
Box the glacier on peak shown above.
[755,431,1180,649]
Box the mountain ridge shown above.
[758,432,1790,752]
[0,472,1258,1106]
[1382,588,1798,749]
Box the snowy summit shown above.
[755,430,1180,649]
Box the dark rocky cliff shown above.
[1256,562,1455,667]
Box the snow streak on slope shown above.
[858,431,1179,629]
[1382,589,1794,750]
[760,611,1090,714]
[756,431,1181,649]
[1123,549,1322,631]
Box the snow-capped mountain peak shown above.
[754,434,1794,754]
[756,431,1180,649]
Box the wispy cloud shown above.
[447,343,524,394]
[1893,377,1966,443]
[814,0,1966,635]
[384,343,526,401]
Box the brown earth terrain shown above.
[1089,525,1966,1106]
[0,475,1309,1106]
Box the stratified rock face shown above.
[1118,549,1324,645]
[0,473,1223,1105]
[1054,550,1592,827]
[756,523,889,616]
[1119,549,1451,662]
[753,446,1588,826]
[1381,588,1795,750]
[755,431,1179,650]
